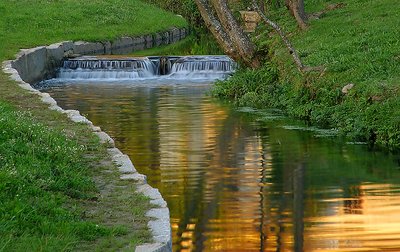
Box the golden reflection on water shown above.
[305,184,400,251]
[43,82,400,251]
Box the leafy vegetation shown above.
[212,0,400,149]
[0,0,186,251]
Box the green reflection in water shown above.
[42,81,400,252]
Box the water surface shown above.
[40,80,400,251]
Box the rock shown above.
[161,31,170,45]
[120,173,147,182]
[11,47,48,84]
[133,36,145,51]
[94,131,115,146]
[342,83,354,94]
[135,243,168,252]
[144,35,153,49]
[103,41,112,54]
[73,41,105,55]
[112,154,136,173]
[180,28,187,40]
[153,33,163,47]
[61,41,74,52]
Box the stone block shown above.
[133,36,145,45]
[61,41,74,52]
[103,41,112,54]
[120,173,147,182]
[46,43,64,62]
[171,27,180,43]
[91,125,102,132]
[112,154,136,173]
[72,41,87,55]
[12,46,48,84]
[153,33,163,47]
[39,92,58,107]
[111,37,134,54]
[92,42,106,55]
[63,109,93,125]
[73,41,104,55]
[112,37,133,49]
[46,43,65,77]
[161,32,170,45]
[137,184,164,200]
[132,36,145,51]
[150,198,167,208]
[180,28,187,39]
[144,35,153,49]
[107,147,123,157]
[148,218,171,244]
[135,243,168,252]
[94,131,115,147]
[146,208,170,220]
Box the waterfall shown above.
[169,56,237,80]
[58,57,157,80]
[56,55,237,81]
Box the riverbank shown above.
[212,0,400,150]
[0,1,186,251]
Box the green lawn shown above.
[0,0,186,59]
[212,0,400,149]
[0,1,186,251]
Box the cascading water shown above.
[58,56,157,79]
[169,55,237,80]
[56,55,237,81]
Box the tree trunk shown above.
[211,0,260,67]
[194,0,237,58]
[287,0,308,30]
[195,0,260,68]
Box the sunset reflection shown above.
[42,81,400,251]
[305,184,400,251]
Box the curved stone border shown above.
[1,27,188,252]
[2,60,172,252]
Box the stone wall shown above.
[11,27,188,84]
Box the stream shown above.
[37,56,400,251]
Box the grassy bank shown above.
[0,0,187,59]
[0,1,186,251]
[132,34,223,56]
[212,0,400,149]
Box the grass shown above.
[0,73,153,251]
[212,0,400,150]
[0,0,186,251]
[132,33,224,56]
[0,0,187,59]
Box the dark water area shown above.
[40,80,400,251]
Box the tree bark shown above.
[286,0,308,30]
[291,0,308,30]
[210,0,260,67]
[194,0,237,58]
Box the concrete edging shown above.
[11,27,188,84]
[1,26,188,252]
